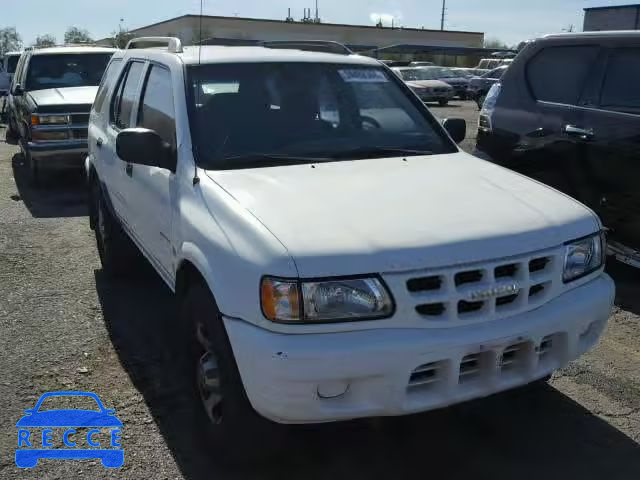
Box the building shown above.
[584,4,640,31]
[114,14,484,63]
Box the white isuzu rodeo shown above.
[86,38,614,455]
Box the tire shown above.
[91,179,138,276]
[438,99,449,106]
[183,282,286,462]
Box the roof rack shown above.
[126,36,183,53]
[261,40,353,55]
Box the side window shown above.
[600,48,640,113]
[137,65,176,147]
[527,46,600,105]
[93,60,122,114]
[111,61,144,129]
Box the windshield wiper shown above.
[220,153,333,168]
[330,146,434,160]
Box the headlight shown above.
[31,114,70,125]
[563,232,605,282]
[261,276,394,323]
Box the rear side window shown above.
[111,61,144,129]
[137,65,176,147]
[527,46,600,105]
[93,60,121,114]
[600,48,640,113]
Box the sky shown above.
[4,0,640,46]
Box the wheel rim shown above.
[195,321,223,425]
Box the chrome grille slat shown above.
[386,248,562,326]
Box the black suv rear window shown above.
[526,46,600,105]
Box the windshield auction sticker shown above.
[15,391,123,469]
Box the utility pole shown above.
[440,0,446,30]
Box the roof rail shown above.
[126,36,183,53]
[261,40,353,55]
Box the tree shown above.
[64,26,93,44]
[484,37,509,50]
[0,27,23,56]
[107,25,135,49]
[34,34,56,48]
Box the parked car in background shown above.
[5,45,116,184]
[469,66,508,108]
[86,37,614,458]
[396,66,470,99]
[391,66,454,105]
[476,57,513,70]
[0,51,21,97]
[476,31,640,269]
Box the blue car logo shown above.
[15,391,124,468]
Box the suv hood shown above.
[206,153,599,277]
[28,86,98,108]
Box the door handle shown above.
[96,137,103,148]
[564,125,594,140]
[125,163,133,177]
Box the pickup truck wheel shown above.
[5,120,19,145]
[183,283,286,461]
[92,181,137,277]
[438,99,449,106]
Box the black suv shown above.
[476,31,640,268]
[6,45,115,184]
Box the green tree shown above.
[0,27,23,56]
[484,37,509,49]
[64,26,93,44]
[34,34,56,48]
[107,26,135,49]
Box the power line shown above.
[441,0,447,30]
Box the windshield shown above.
[188,62,454,170]
[25,53,112,90]
[7,55,20,74]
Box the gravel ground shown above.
[1,101,639,479]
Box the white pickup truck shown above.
[86,38,614,456]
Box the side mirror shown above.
[13,84,24,96]
[116,128,175,172]
[443,118,466,144]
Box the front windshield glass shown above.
[25,53,112,90]
[7,55,20,74]
[398,68,440,81]
[188,62,454,170]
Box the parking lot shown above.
[0,100,639,479]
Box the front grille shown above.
[71,113,90,124]
[71,129,88,140]
[384,248,560,325]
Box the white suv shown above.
[86,37,614,455]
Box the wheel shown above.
[91,179,138,276]
[20,142,42,186]
[438,99,449,106]
[183,282,286,461]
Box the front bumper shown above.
[225,274,614,424]
[27,140,87,167]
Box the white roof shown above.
[178,45,379,65]
[116,44,380,66]
[32,46,117,56]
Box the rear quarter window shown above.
[526,45,600,105]
[600,48,640,114]
[93,59,122,114]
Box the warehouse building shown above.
[125,14,484,49]
[584,4,640,31]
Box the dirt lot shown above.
[1,100,639,479]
